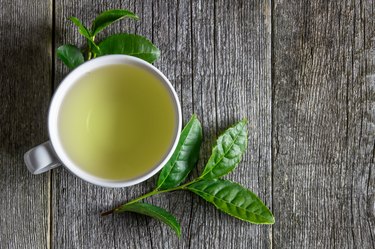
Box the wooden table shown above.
[1,1,374,248]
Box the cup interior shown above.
[48,55,182,187]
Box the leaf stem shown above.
[91,36,97,58]
[101,179,201,216]
[86,36,96,60]
[87,51,92,60]
[87,41,92,60]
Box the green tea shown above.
[58,64,178,180]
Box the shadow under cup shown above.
[48,55,182,187]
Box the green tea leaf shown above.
[69,17,100,55]
[69,17,92,39]
[157,115,202,190]
[56,44,84,69]
[115,202,181,236]
[91,9,139,36]
[188,179,274,224]
[98,34,160,63]
[199,119,247,179]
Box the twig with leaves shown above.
[57,9,159,69]
[102,115,275,237]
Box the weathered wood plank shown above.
[273,0,375,248]
[117,0,196,248]
[186,0,220,247]
[0,0,52,248]
[53,2,152,249]
[213,0,272,248]
[187,0,272,248]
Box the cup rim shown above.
[48,55,182,187]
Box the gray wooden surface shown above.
[0,0,373,248]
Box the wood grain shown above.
[188,0,273,248]
[0,0,52,248]
[272,0,375,248]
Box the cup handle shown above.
[24,141,61,174]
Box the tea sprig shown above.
[57,9,159,69]
[102,115,275,237]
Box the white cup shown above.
[24,55,182,187]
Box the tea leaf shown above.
[187,179,274,224]
[199,119,247,179]
[56,44,84,69]
[115,202,181,236]
[98,34,160,63]
[156,115,202,190]
[91,9,139,37]
[69,17,92,39]
[69,17,99,56]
